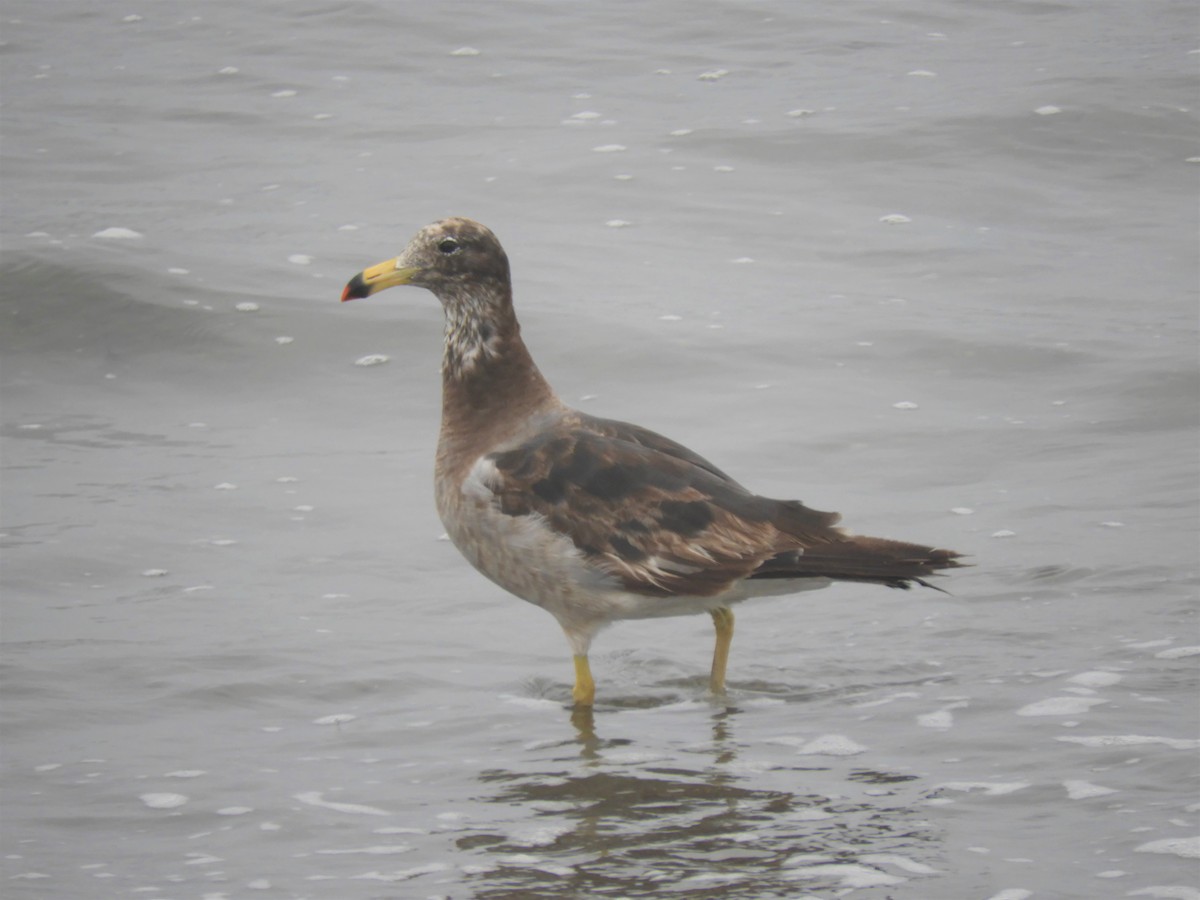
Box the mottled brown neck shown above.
[437,288,559,469]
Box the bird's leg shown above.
[572,654,596,706]
[709,607,735,695]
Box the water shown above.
[2,2,1197,898]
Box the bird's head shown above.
[341,217,510,303]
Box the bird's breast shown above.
[434,464,635,627]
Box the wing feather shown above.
[483,413,893,598]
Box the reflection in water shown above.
[460,705,938,898]
[569,705,602,760]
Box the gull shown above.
[342,218,962,706]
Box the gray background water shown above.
[2,2,1197,898]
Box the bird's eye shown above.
[438,238,461,255]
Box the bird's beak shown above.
[341,258,422,302]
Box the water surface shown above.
[2,2,1197,897]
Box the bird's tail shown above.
[750,535,965,590]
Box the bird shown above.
[341,217,962,707]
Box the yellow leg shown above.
[709,607,735,695]
[572,654,596,706]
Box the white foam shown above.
[216,806,254,816]
[1135,836,1200,859]
[935,781,1029,796]
[800,734,867,756]
[183,853,221,865]
[917,707,958,729]
[354,354,390,367]
[140,792,188,809]
[1034,105,1062,115]
[784,862,904,888]
[1016,696,1107,716]
[1156,646,1200,659]
[1127,887,1200,899]
[986,891,1032,900]
[769,734,867,756]
[507,822,573,847]
[316,845,412,855]
[698,69,729,81]
[93,227,143,239]
[784,853,835,866]
[592,144,626,153]
[288,254,312,265]
[860,854,938,875]
[879,214,911,224]
[373,826,426,835]
[294,791,389,816]
[1067,671,1123,688]
[349,862,450,881]
[678,872,745,885]
[853,691,921,709]
[1056,735,1200,750]
[235,302,259,312]
[450,47,480,56]
[1063,780,1117,799]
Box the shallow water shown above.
[2,2,1198,898]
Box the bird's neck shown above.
[437,289,559,466]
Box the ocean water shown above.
[2,2,1197,898]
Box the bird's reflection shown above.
[459,700,938,898]
[568,704,600,758]
[569,697,740,766]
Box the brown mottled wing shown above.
[579,414,964,588]
[485,416,853,598]
[576,413,743,485]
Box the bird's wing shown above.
[481,414,846,598]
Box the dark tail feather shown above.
[750,536,965,590]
